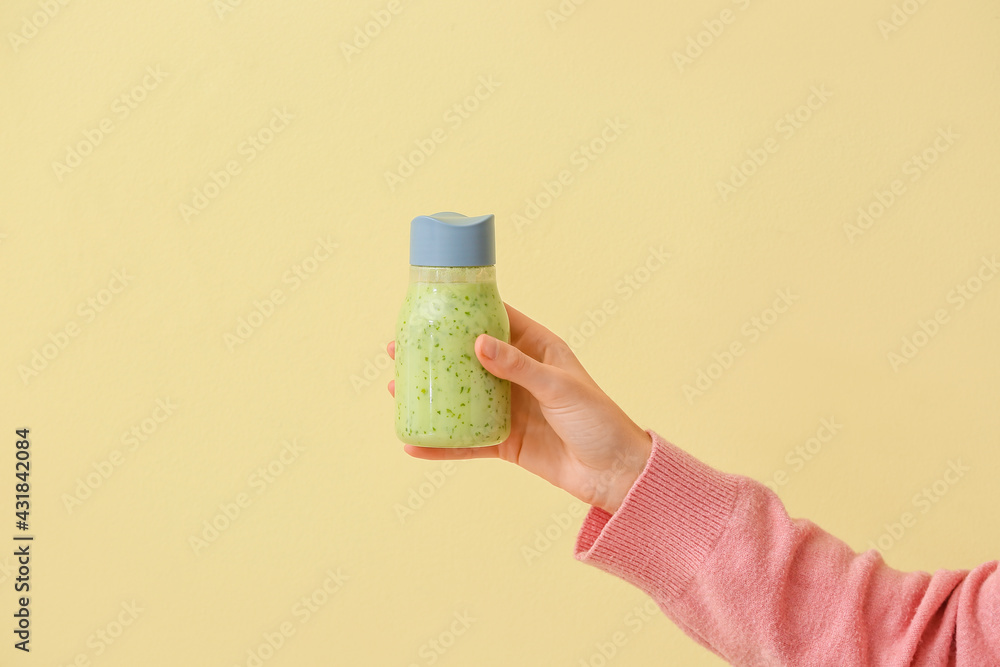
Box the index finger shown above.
[503,302,583,371]
[504,302,559,359]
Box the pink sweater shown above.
[574,430,999,666]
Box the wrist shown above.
[597,427,653,514]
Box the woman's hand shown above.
[388,302,652,514]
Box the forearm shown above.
[593,426,654,515]
[574,430,1000,665]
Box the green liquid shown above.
[395,277,511,447]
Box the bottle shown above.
[394,212,511,448]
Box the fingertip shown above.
[387,340,395,359]
[387,379,394,396]
[476,333,499,361]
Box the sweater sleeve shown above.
[574,429,1000,666]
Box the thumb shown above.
[476,334,562,402]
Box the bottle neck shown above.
[409,265,496,283]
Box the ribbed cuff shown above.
[573,429,740,601]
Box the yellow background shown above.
[1,0,998,664]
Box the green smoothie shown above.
[394,266,511,447]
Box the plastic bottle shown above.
[394,212,511,447]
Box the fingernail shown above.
[480,335,498,360]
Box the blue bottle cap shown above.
[409,212,496,267]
